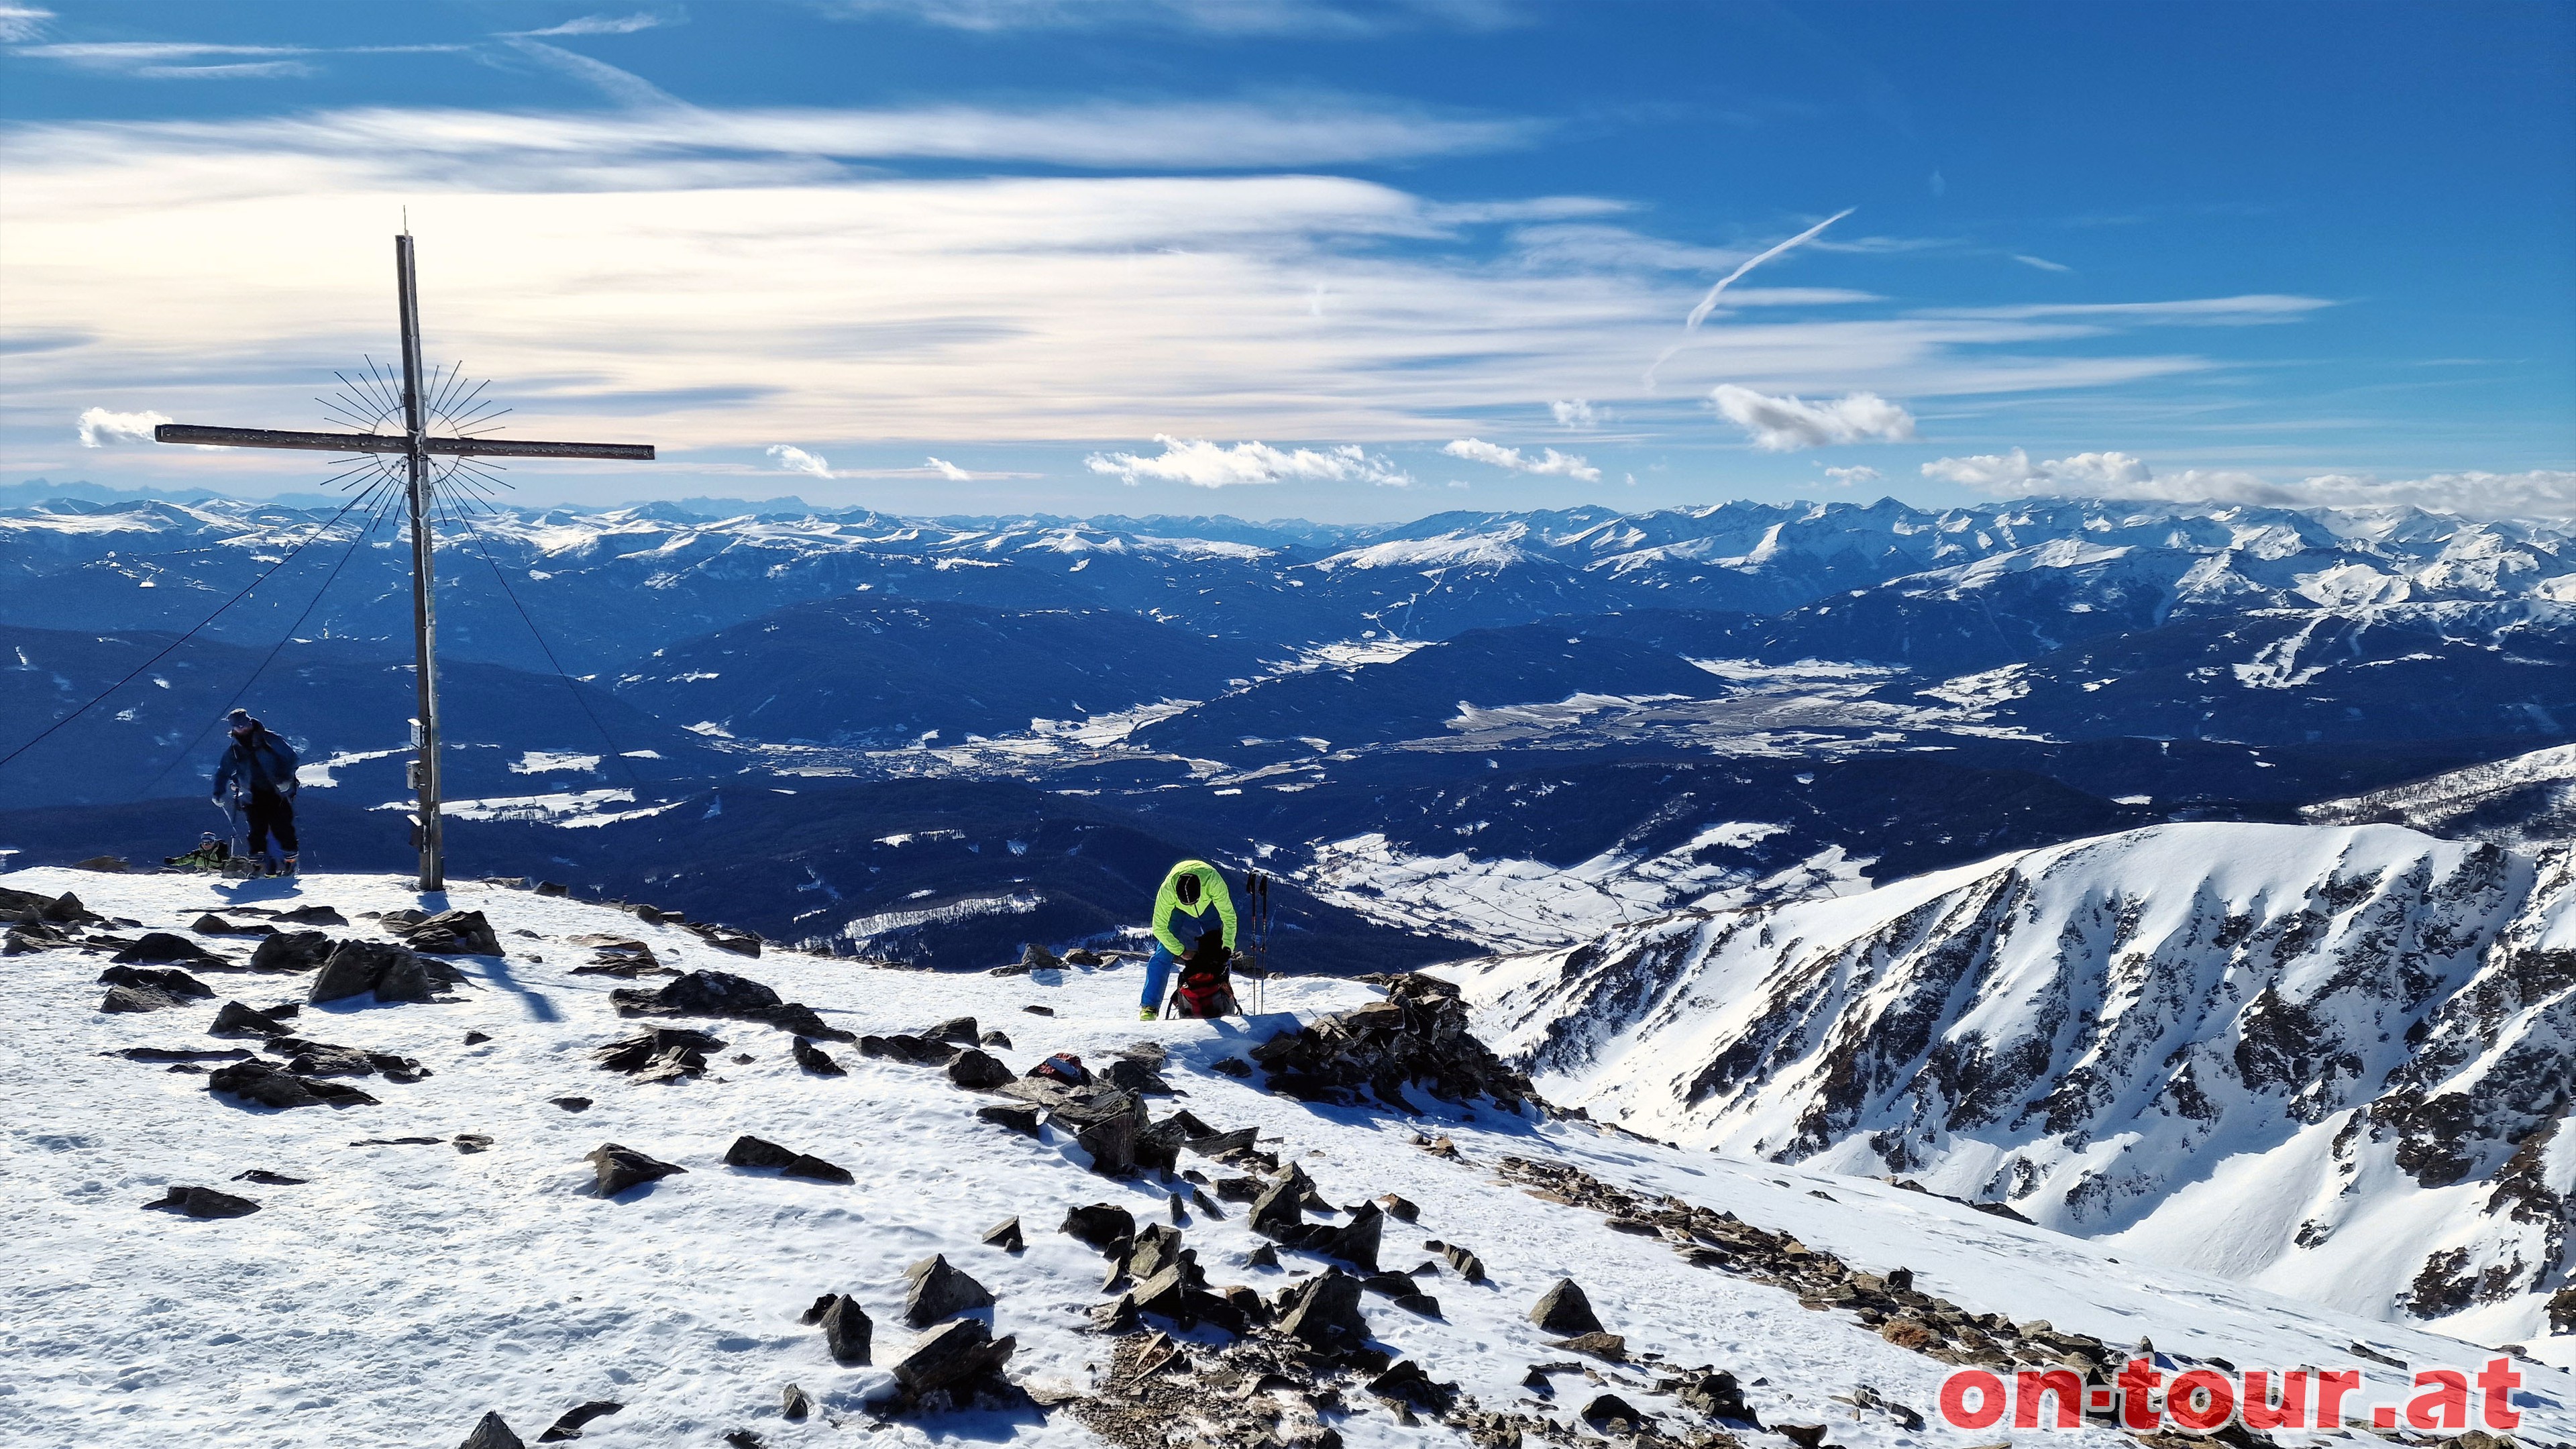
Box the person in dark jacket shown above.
[211,708,300,875]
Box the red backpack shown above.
[1171,928,1236,1019]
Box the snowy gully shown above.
[1936,1357,2524,1435]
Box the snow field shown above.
[5,866,2569,1446]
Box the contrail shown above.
[1646,207,1855,386]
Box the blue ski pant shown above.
[1140,943,1179,1011]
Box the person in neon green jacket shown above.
[1138,858,1236,1019]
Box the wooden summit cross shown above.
[155,233,654,891]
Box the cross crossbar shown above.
[144,232,655,892]
[155,423,653,462]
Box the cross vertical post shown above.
[395,233,445,891]
[150,231,652,890]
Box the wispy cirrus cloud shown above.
[1086,437,1410,488]
[0,98,2343,470]
[0,5,52,42]
[819,0,1527,36]
[2011,253,2072,274]
[1442,437,1600,482]
[924,456,973,481]
[3,98,1542,173]
[11,38,466,78]
[1920,294,2332,325]
[504,11,678,38]
[1711,385,1915,451]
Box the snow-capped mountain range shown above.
[1440,820,2576,1354]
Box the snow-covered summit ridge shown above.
[1440,820,2576,1360]
[11,863,2563,1445]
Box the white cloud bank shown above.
[77,407,170,447]
[1923,447,2576,519]
[1711,385,1915,451]
[1441,437,1600,482]
[1085,435,1409,488]
[1822,465,1882,487]
[766,443,833,478]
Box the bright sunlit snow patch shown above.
[509,751,602,775]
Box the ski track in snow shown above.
[6,866,2571,1446]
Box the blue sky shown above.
[2,0,2569,519]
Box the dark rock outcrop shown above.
[1060,1203,1135,1250]
[722,1134,851,1184]
[975,1104,1042,1136]
[459,1411,525,1449]
[250,930,333,973]
[309,939,438,1004]
[210,1000,291,1037]
[586,1143,686,1197]
[945,1049,1014,1090]
[535,1401,622,1442]
[1248,974,1533,1113]
[144,1185,260,1218]
[1275,1268,1370,1352]
[207,1057,378,1108]
[902,1254,995,1326]
[890,1318,1016,1397]
[592,1027,727,1081]
[790,1036,845,1075]
[1531,1279,1605,1336]
[396,909,503,956]
[612,971,853,1040]
[113,933,221,966]
[818,1295,873,1364]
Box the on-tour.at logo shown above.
[1939,1357,2524,1435]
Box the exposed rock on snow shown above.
[207,1056,378,1108]
[721,1134,852,1183]
[804,1293,873,1364]
[788,1035,844,1075]
[1530,1277,1604,1336]
[591,1026,726,1081]
[391,908,503,956]
[209,1000,290,1036]
[585,1142,686,1197]
[97,965,212,1012]
[143,1184,260,1218]
[614,969,853,1040]
[888,1316,1016,1401]
[902,1252,996,1326]
[308,938,441,1004]
[533,1399,621,1441]
[1248,973,1534,1113]
[457,1410,525,1449]
[111,932,221,966]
